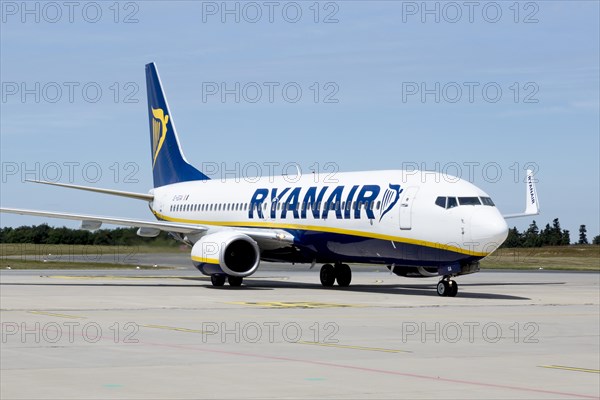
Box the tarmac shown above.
[1,265,599,399]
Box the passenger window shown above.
[435,197,446,208]
[447,197,458,209]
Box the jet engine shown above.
[191,231,260,277]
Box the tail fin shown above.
[145,62,209,187]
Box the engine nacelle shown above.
[191,231,260,277]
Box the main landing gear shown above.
[437,276,458,297]
[210,274,243,287]
[320,263,352,287]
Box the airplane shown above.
[0,62,540,297]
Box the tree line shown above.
[0,224,178,247]
[0,220,598,248]
[503,218,599,248]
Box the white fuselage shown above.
[149,170,508,267]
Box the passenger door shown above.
[399,186,419,230]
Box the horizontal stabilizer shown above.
[26,180,153,201]
[0,207,202,234]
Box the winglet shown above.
[503,169,540,219]
[524,169,540,215]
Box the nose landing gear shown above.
[437,277,458,297]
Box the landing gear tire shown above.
[437,279,458,297]
[436,280,449,296]
[448,280,458,297]
[228,275,243,287]
[211,274,226,287]
[335,263,352,287]
[320,264,336,287]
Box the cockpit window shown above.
[458,197,481,206]
[481,197,495,206]
[435,196,446,208]
[447,197,458,209]
[437,196,486,209]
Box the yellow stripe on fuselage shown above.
[153,210,489,257]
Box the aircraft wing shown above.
[0,208,295,244]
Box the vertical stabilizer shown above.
[145,63,209,187]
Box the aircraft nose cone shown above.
[470,208,509,252]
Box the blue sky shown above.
[1,1,599,240]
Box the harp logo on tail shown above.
[379,184,403,222]
[151,108,169,168]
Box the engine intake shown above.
[191,231,260,277]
